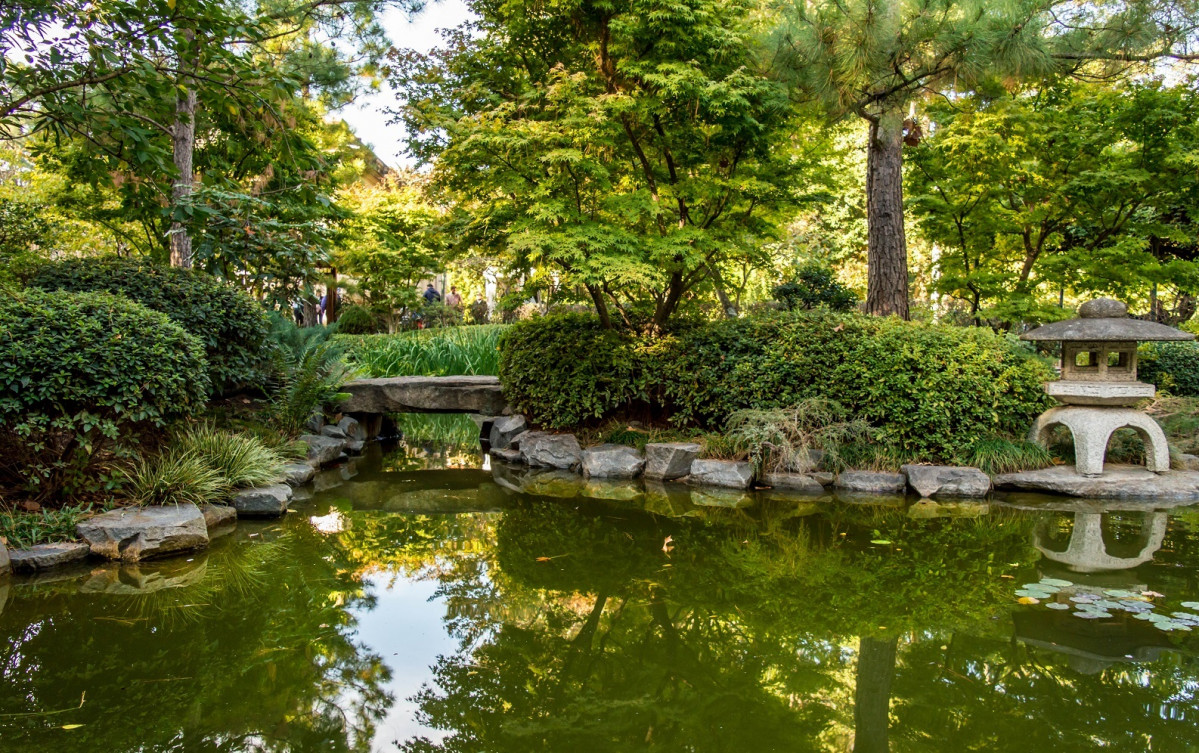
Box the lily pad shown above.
[1103,589,1139,599]
[1171,612,1199,622]
[1045,602,1071,611]
[1181,601,1199,610]
[1040,578,1073,588]
[1016,589,1047,599]
[1134,612,1156,621]
[1074,611,1112,619]
[1070,594,1099,603]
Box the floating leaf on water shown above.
[1156,621,1192,632]
[1045,602,1071,611]
[1148,612,1173,623]
[1181,601,1199,610]
[1134,612,1155,621]
[1104,589,1139,599]
[1018,596,1041,605]
[1024,583,1058,592]
[1074,611,1111,619]
[61,725,83,730]
[870,539,892,545]
[1016,590,1046,599]
[1092,600,1124,611]
[1171,612,1199,622]
[1070,594,1099,603]
[1040,578,1073,588]
[1118,600,1153,612]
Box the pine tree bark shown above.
[169,85,197,268]
[865,116,909,319]
[853,635,898,753]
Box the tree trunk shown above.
[169,85,197,268]
[704,262,737,318]
[854,635,897,753]
[865,116,909,319]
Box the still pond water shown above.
[4,435,1199,752]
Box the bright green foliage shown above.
[392,0,822,327]
[655,311,1054,458]
[342,326,504,377]
[0,290,208,500]
[334,175,443,325]
[1140,342,1199,396]
[174,425,287,491]
[499,315,649,427]
[0,503,95,549]
[772,262,858,311]
[26,257,269,393]
[118,450,228,507]
[0,197,49,283]
[909,81,1199,325]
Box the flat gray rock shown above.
[76,504,209,561]
[9,541,91,572]
[644,442,701,480]
[993,465,1199,499]
[305,412,325,434]
[523,434,583,470]
[812,472,835,487]
[300,434,346,467]
[489,415,528,450]
[836,470,908,494]
[341,376,510,414]
[1176,453,1199,472]
[200,504,237,530]
[321,423,348,439]
[490,447,523,464]
[582,444,646,479]
[761,472,824,494]
[510,430,548,449]
[231,484,293,517]
[688,459,754,489]
[901,465,991,498]
[284,462,315,486]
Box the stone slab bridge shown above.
[341,376,509,416]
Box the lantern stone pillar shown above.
[1021,299,1193,478]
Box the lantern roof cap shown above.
[1020,298,1195,342]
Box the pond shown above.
[4,436,1199,752]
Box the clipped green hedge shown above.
[1139,341,1199,396]
[26,257,269,393]
[0,290,209,499]
[499,314,649,428]
[499,311,1055,460]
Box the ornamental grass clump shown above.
[957,437,1054,475]
[120,451,227,507]
[175,425,287,489]
[725,398,871,473]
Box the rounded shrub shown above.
[335,304,382,335]
[0,290,209,499]
[1139,341,1199,396]
[653,311,1054,460]
[26,257,269,393]
[498,313,649,428]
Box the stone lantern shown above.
[1021,298,1194,478]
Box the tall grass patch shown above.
[341,325,504,377]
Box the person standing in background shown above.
[445,286,462,309]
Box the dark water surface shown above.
[4,441,1199,752]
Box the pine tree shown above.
[777,0,1199,317]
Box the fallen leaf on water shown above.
[61,725,83,730]
[871,539,892,545]
[1000,575,1015,579]
[535,557,552,562]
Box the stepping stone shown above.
[231,484,293,518]
[760,472,824,494]
[901,465,991,498]
[283,462,315,486]
[523,434,583,470]
[644,443,701,480]
[582,444,646,479]
[76,504,209,561]
[688,459,754,489]
[9,541,92,572]
[836,470,908,494]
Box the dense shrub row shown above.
[1139,342,1199,396]
[0,290,209,499]
[498,311,1055,460]
[26,258,270,393]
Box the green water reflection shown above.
[3,448,1199,752]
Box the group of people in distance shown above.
[292,289,332,325]
[422,283,462,308]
